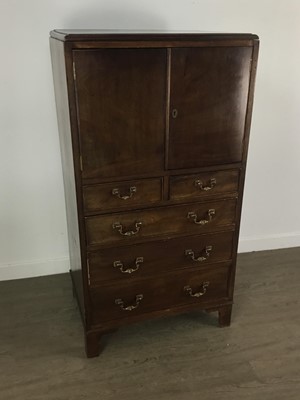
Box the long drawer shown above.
[87,231,234,285]
[85,199,237,247]
[90,263,231,325]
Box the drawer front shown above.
[170,169,239,201]
[83,178,162,213]
[88,231,234,285]
[85,199,237,246]
[90,264,231,324]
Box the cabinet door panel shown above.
[73,49,166,180]
[168,47,252,169]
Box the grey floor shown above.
[1,247,300,400]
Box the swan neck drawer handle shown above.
[113,257,144,274]
[187,209,215,225]
[185,246,213,262]
[184,282,210,298]
[115,294,144,311]
[112,186,137,200]
[112,221,142,236]
[194,178,216,191]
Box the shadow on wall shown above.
[64,1,168,30]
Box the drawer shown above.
[85,199,237,246]
[83,178,162,213]
[170,169,239,201]
[90,264,231,324]
[88,231,234,285]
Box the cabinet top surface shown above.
[50,29,258,42]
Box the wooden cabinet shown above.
[50,30,259,357]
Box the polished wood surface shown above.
[168,47,252,169]
[90,264,231,325]
[88,231,234,285]
[83,178,163,213]
[50,31,259,357]
[85,199,237,247]
[170,169,240,201]
[73,49,166,180]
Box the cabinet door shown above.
[73,49,166,180]
[168,47,252,169]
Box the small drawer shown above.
[83,178,162,213]
[85,199,237,247]
[90,264,231,325]
[87,231,234,286]
[170,169,239,201]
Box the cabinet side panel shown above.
[228,40,260,299]
[50,38,85,320]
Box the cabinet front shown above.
[73,49,166,180]
[168,47,252,169]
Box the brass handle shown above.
[112,186,137,200]
[115,294,144,311]
[195,178,216,191]
[187,209,215,225]
[184,282,210,298]
[113,257,144,274]
[112,221,142,236]
[185,246,213,262]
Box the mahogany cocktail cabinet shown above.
[50,30,259,357]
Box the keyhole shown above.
[172,109,178,119]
